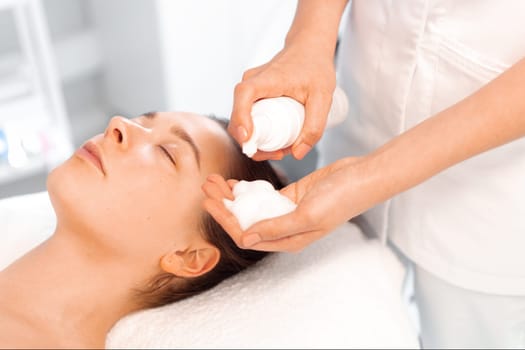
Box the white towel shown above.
[107,223,419,349]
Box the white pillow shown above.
[0,191,55,270]
[0,192,419,349]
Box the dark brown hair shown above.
[137,116,286,308]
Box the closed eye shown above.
[159,145,176,166]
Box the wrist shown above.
[337,155,397,218]
[284,29,338,57]
[284,0,347,58]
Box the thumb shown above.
[240,210,311,247]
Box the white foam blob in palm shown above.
[223,180,297,230]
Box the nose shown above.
[104,116,132,149]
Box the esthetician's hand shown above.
[202,157,364,253]
[230,43,336,161]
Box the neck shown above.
[0,225,142,348]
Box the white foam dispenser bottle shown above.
[242,86,349,157]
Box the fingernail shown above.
[237,126,248,142]
[294,143,312,160]
[243,233,261,247]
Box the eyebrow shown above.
[142,111,201,169]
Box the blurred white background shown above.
[0,0,323,199]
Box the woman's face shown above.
[47,112,231,268]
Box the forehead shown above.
[151,111,225,137]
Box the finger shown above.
[226,179,239,189]
[278,183,297,202]
[203,198,244,246]
[246,230,322,253]
[240,210,310,246]
[252,146,293,161]
[201,181,227,202]
[230,77,281,146]
[251,149,286,161]
[207,174,234,198]
[241,65,264,81]
[230,81,259,145]
[292,91,332,160]
[203,174,234,200]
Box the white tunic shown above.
[318,0,525,295]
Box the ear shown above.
[160,242,220,278]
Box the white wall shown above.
[89,0,297,118]
[157,0,297,118]
[89,0,167,117]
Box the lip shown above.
[75,141,105,175]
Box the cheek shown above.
[48,153,205,257]
[103,177,204,257]
[127,177,202,223]
[104,172,203,242]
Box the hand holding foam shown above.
[223,180,297,230]
[242,86,349,157]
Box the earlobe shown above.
[160,245,220,278]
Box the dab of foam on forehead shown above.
[223,180,297,230]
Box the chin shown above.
[46,159,94,226]
[46,163,73,216]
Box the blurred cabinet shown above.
[0,0,105,198]
[0,0,73,185]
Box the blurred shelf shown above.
[0,65,33,102]
[0,95,72,187]
[0,94,49,126]
[0,29,102,86]
[0,0,74,191]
